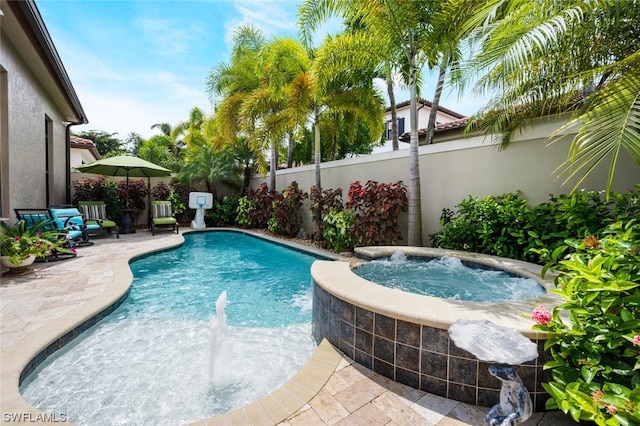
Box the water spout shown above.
[208,291,228,383]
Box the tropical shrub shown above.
[151,182,172,201]
[431,189,639,264]
[322,209,356,252]
[346,180,408,247]
[235,183,274,229]
[206,196,239,227]
[235,197,253,228]
[168,182,192,222]
[530,220,640,425]
[268,182,308,237]
[431,192,532,260]
[310,186,344,241]
[0,219,71,264]
[72,176,108,201]
[72,177,122,222]
[117,179,149,212]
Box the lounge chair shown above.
[48,207,96,247]
[77,201,120,238]
[150,201,179,235]
[13,209,79,261]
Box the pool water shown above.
[354,251,546,302]
[20,231,320,425]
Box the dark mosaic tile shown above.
[449,340,475,359]
[422,326,449,354]
[338,299,355,324]
[421,351,448,379]
[478,388,499,408]
[396,367,420,389]
[449,357,477,386]
[373,358,394,379]
[448,382,477,405]
[355,349,373,370]
[534,393,550,412]
[355,307,373,332]
[355,328,372,354]
[396,342,419,371]
[397,320,420,347]
[339,319,354,347]
[374,335,394,364]
[515,365,537,391]
[338,338,355,359]
[374,313,396,340]
[420,374,447,398]
[477,363,501,391]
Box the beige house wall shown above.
[1,24,69,214]
[251,118,639,244]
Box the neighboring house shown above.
[373,98,467,153]
[0,0,87,218]
[70,136,100,171]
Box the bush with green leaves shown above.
[206,196,239,227]
[322,209,356,252]
[310,186,344,241]
[530,220,640,425]
[234,183,274,229]
[431,189,639,264]
[268,182,308,237]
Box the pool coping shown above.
[0,228,345,425]
[320,246,563,339]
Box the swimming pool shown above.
[20,231,324,425]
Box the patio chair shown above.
[13,209,79,261]
[48,207,96,247]
[78,201,120,238]
[151,201,178,236]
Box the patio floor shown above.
[0,228,577,425]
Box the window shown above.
[385,117,406,140]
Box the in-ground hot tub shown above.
[311,246,561,411]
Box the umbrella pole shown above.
[121,172,135,234]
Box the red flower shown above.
[14,236,21,241]
[633,335,640,347]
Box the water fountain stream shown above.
[209,291,228,384]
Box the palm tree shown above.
[299,0,452,246]
[206,25,270,187]
[458,0,640,196]
[177,140,242,199]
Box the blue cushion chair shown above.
[48,207,97,247]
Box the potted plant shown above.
[0,219,69,268]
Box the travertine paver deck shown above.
[0,228,577,425]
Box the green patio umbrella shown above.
[75,155,171,207]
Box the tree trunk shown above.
[386,68,399,151]
[270,139,277,190]
[314,111,322,236]
[407,52,423,246]
[287,132,294,168]
[426,66,446,145]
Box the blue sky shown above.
[37,0,484,140]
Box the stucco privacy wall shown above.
[251,119,639,242]
[1,24,69,212]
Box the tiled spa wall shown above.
[312,282,550,412]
